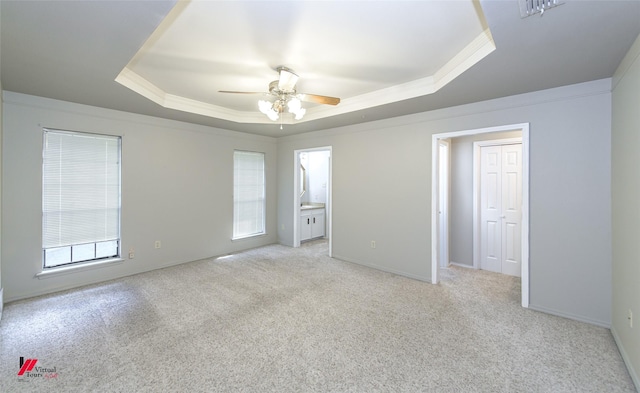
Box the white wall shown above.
[612,33,640,389]
[1,92,277,302]
[277,79,613,326]
[449,131,522,267]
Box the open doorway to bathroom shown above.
[293,147,332,256]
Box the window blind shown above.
[43,129,121,266]
[233,151,265,239]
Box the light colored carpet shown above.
[0,240,636,392]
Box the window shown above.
[233,150,266,239]
[42,129,121,268]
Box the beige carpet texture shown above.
[0,240,636,392]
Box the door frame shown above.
[431,123,530,308]
[473,138,523,270]
[438,139,450,268]
[293,146,333,256]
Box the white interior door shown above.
[500,144,522,277]
[480,145,502,273]
[480,143,522,277]
[438,140,450,268]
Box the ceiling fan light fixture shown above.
[286,96,305,120]
[259,99,279,121]
[294,107,306,120]
[267,110,279,121]
[259,96,305,122]
[287,97,302,113]
[223,67,337,124]
[258,99,272,114]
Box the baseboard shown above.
[449,261,475,269]
[528,304,610,328]
[611,326,640,391]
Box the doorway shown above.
[293,147,332,256]
[432,124,529,308]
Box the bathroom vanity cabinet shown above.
[300,207,325,241]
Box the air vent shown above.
[519,0,563,18]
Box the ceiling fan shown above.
[219,66,340,121]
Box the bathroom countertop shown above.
[300,203,325,211]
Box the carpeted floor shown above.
[0,240,636,392]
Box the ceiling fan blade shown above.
[299,93,340,106]
[218,90,265,95]
[278,67,299,92]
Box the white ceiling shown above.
[2,1,640,137]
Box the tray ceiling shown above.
[116,0,494,125]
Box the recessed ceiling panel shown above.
[116,0,494,124]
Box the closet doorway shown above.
[432,124,529,308]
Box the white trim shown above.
[431,138,440,284]
[472,137,523,270]
[522,130,530,308]
[294,152,300,247]
[293,147,333,257]
[35,258,124,279]
[529,304,610,329]
[432,123,530,308]
[611,327,640,391]
[437,139,451,269]
[327,154,333,257]
[231,233,268,242]
[449,262,476,269]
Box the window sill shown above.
[232,233,267,242]
[36,258,124,280]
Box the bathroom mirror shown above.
[300,164,307,197]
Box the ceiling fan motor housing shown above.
[269,80,294,95]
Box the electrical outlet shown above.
[128,248,135,259]
[629,309,633,328]
[154,240,162,249]
[371,241,376,249]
